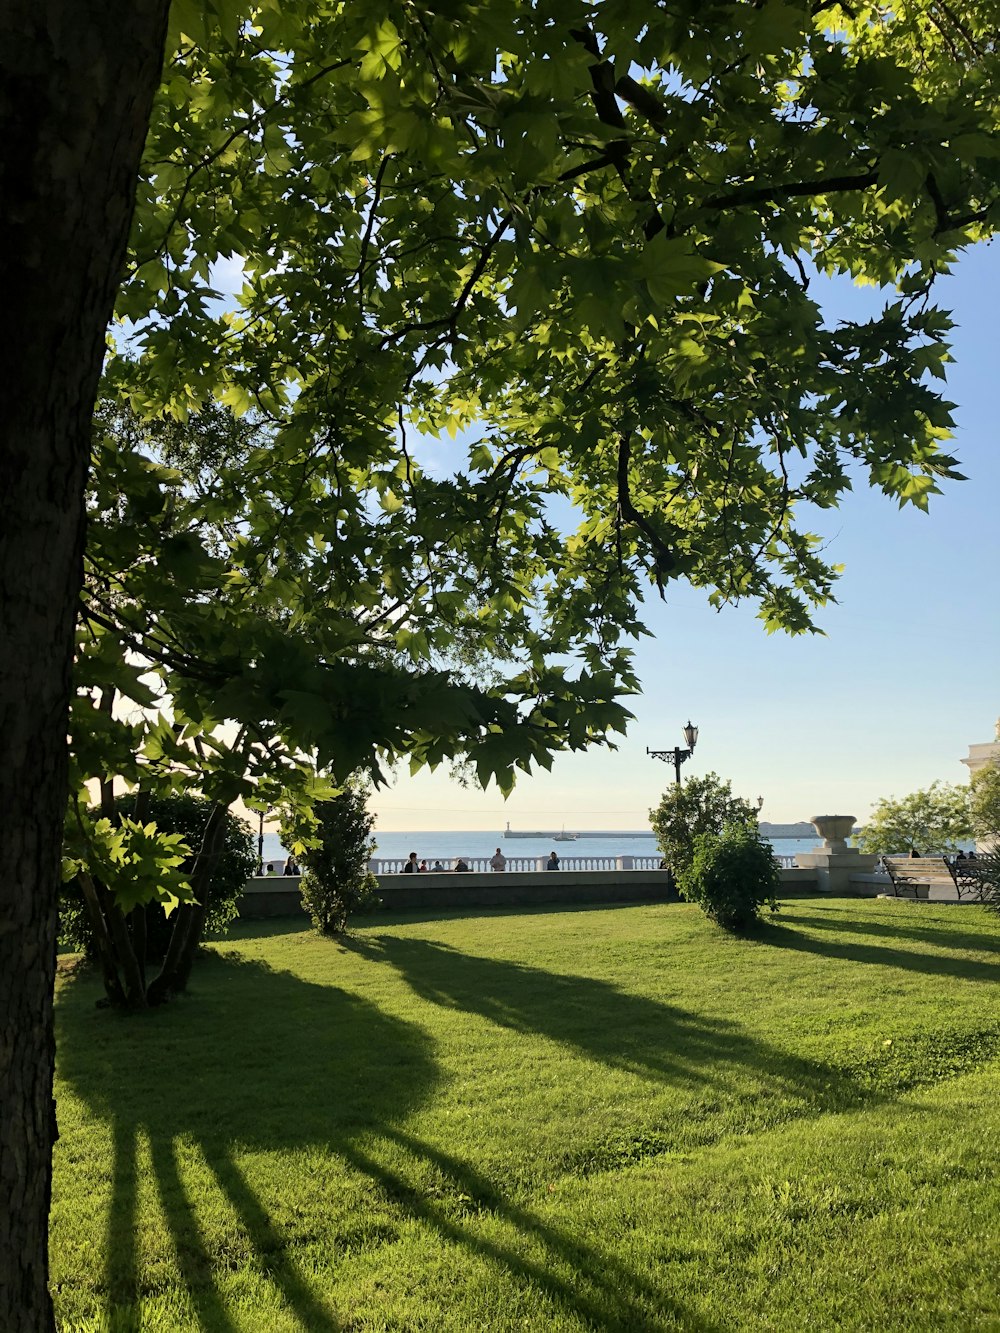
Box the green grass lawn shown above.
[51,898,1000,1331]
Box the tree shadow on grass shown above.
[343,934,880,1114]
[782,906,1000,957]
[338,1127,722,1333]
[60,953,426,1331]
[56,950,715,1332]
[757,917,1000,983]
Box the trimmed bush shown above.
[60,793,256,957]
[678,822,781,933]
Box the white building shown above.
[961,718,1000,777]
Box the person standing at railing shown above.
[490,847,507,872]
[403,852,419,873]
[546,851,560,870]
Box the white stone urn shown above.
[810,815,857,854]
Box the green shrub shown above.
[649,772,760,879]
[60,793,256,957]
[281,779,380,935]
[678,822,781,933]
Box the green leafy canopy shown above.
[76,0,1000,907]
[855,781,973,855]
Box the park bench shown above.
[879,854,1000,902]
[879,856,951,898]
[948,854,1000,903]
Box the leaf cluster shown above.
[117,0,1000,644]
[74,389,638,923]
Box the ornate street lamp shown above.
[257,808,267,875]
[647,721,699,786]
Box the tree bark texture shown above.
[0,3,170,1327]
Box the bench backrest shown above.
[881,856,952,879]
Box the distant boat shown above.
[504,821,579,841]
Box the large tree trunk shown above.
[0,4,170,1327]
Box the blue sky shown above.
[374,243,1000,831]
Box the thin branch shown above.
[788,250,811,291]
[925,171,950,232]
[79,596,223,685]
[376,211,513,349]
[356,153,391,319]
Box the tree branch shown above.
[703,169,879,211]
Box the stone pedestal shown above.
[795,815,879,893]
[794,849,881,893]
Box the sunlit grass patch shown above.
[52,899,1000,1330]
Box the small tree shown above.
[281,779,380,935]
[855,782,972,855]
[971,760,1000,852]
[678,824,781,933]
[649,773,760,879]
[61,793,256,961]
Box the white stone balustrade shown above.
[367,854,666,874]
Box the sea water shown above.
[259,830,823,868]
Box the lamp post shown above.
[647,721,699,786]
[257,809,265,876]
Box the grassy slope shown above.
[51,899,1000,1331]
